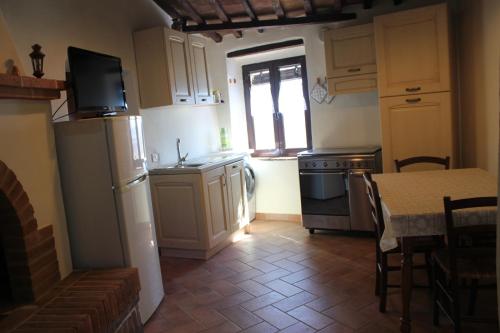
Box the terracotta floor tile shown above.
[187,306,227,328]
[316,322,355,333]
[323,304,373,330]
[241,291,287,312]
[147,220,496,333]
[237,279,273,297]
[241,321,279,333]
[278,321,316,333]
[219,305,263,329]
[273,291,318,312]
[267,279,303,297]
[273,259,307,272]
[252,268,291,284]
[280,268,318,284]
[254,305,298,329]
[287,305,334,330]
[200,320,241,333]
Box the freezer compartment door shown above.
[106,116,147,186]
[115,174,164,323]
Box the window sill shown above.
[252,156,297,161]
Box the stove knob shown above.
[336,162,340,167]
[312,162,317,167]
[343,161,347,167]
[305,162,309,168]
[323,162,328,168]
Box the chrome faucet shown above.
[176,138,188,166]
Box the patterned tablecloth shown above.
[372,168,497,252]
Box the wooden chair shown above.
[363,173,436,313]
[395,156,450,172]
[432,196,498,333]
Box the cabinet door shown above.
[225,161,248,233]
[380,92,454,172]
[149,174,206,249]
[325,24,377,78]
[374,3,450,97]
[164,29,195,104]
[133,27,173,108]
[189,36,213,104]
[327,73,377,96]
[203,166,231,248]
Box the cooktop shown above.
[297,146,381,157]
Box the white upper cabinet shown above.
[189,36,213,104]
[324,24,377,95]
[164,29,195,104]
[374,3,451,97]
[133,27,213,108]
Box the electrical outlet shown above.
[151,153,160,163]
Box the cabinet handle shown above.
[222,176,226,186]
[405,86,421,92]
[347,68,361,73]
[232,165,238,169]
[201,98,207,102]
[180,98,187,102]
[406,98,422,104]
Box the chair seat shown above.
[433,248,497,280]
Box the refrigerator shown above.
[54,116,164,323]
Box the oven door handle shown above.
[348,169,372,176]
[299,172,346,176]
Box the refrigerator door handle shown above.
[116,174,148,192]
[127,174,147,187]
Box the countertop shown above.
[149,152,247,175]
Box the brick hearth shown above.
[0,160,60,304]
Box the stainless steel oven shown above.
[298,147,382,234]
[299,170,349,216]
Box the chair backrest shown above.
[443,196,497,280]
[363,173,385,241]
[394,156,450,172]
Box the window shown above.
[243,56,312,157]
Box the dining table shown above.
[372,168,497,333]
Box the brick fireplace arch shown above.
[0,160,60,305]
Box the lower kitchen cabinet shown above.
[202,166,231,248]
[149,173,206,250]
[149,159,248,259]
[225,161,247,233]
[380,91,455,172]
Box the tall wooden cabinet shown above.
[149,159,248,259]
[374,3,455,172]
[133,27,213,108]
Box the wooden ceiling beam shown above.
[173,0,223,42]
[272,0,286,19]
[241,0,257,21]
[181,12,357,33]
[394,0,403,5]
[304,0,315,15]
[209,0,230,22]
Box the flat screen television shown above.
[67,47,127,114]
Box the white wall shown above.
[0,100,72,276]
[457,0,500,175]
[205,0,444,215]
[0,0,220,276]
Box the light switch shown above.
[151,153,160,162]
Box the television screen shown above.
[68,47,127,113]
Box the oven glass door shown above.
[299,171,349,216]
